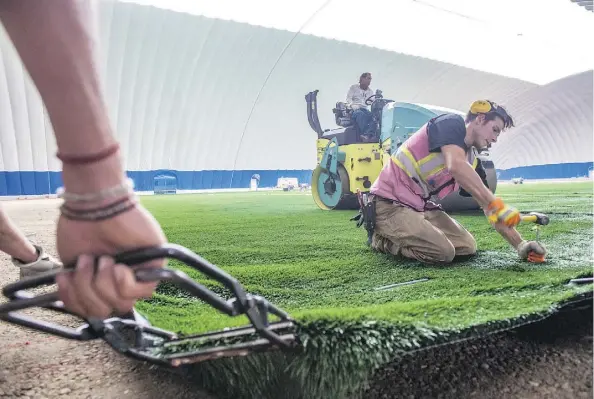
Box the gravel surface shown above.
[0,198,592,399]
[365,304,593,399]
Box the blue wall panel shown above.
[127,171,153,192]
[0,169,314,196]
[21,173,37,196]
[497,162,593,180]
[1,163,592,196]
[34,173,50,196]
[49,173,64,195]
[0,174,6,196]
[5,173,21,196]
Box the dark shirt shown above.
[427,113,469,153]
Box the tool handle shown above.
[0,243,294,350]
[2,244,241,315]
[521,214,538,223]
[0,244,299,366]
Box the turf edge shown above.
[166,289,592,399]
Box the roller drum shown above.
[436,154,498,212]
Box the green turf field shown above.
[135,181,593,399]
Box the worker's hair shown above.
[359,72,371,80]
[465,103,515,130]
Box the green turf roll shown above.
[133,181,593,398]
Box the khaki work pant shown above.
[370,198,477,264]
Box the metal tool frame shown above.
[0,244,299,367]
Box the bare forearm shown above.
[492,223,523,249]
[449,161,523,247]
[0,0,125,192]
[449,160,496,208]
[0,0,114,153]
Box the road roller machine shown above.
[304,89,498,212]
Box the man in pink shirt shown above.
[368,100,547,264]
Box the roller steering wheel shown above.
[365,95,377,106]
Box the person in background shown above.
[346,72,375,140]
[0,0,167,320]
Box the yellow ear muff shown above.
[470,100,493,114]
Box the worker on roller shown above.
[346,72,375,140]
[367,100,547,264]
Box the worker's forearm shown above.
[449,160,496,208]
[491,223,524,249]
[0,0,114,153]
[445,153,523,249]
[0,0,125,193]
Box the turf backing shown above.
[134,181,593,398]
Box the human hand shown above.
[517,240,547,263]
[485,198,521,227]
[55,201,167,320]
[55,202,167,320]
[53,152,167,320]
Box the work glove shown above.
[517,240,547,263]
[485,198,521,227]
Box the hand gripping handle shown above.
[2,244,238,315]
[0,244,294,348]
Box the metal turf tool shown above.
[520,211,550,241]
[0,244,299,367]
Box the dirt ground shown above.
[0,198,592,399]
[0,199,214,399]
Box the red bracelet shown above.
[57,143,120,165]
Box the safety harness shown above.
[391,144,479,203]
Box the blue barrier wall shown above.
[496,162,593,180]
[0,169,314,196]
[2,163,592,196]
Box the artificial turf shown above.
[133,181,593,398]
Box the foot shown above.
[12,244,63,279]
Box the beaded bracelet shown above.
[56,178,135,203]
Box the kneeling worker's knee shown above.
[469,237,478,254]
[407,240,456,264]
[438,242,456,263]
[459,234,478,256]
